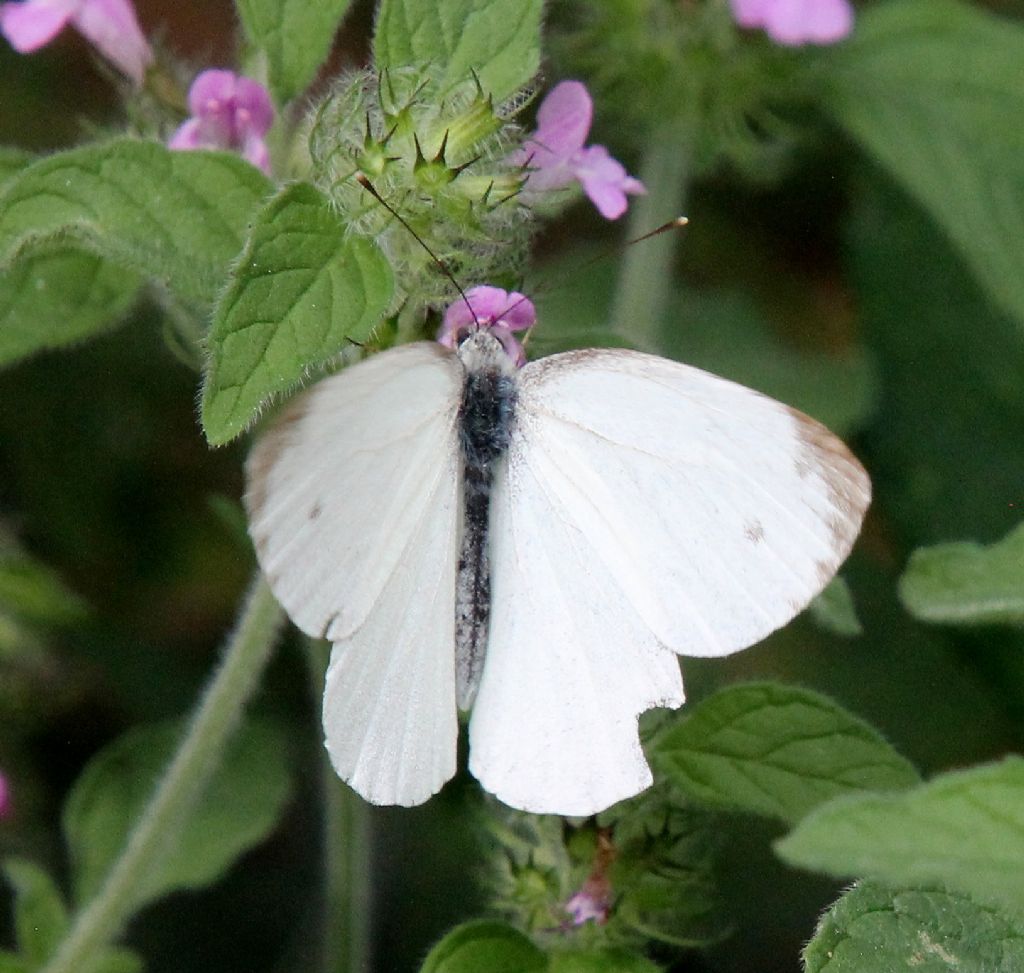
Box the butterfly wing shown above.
[245,342,464,805]
[470,349,870,814]
[468,441,686,815]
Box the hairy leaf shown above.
[202,182,393,445]
[3,860,68,967]
[64,719,292,909]
[237,0,354,103]
[0,248,138,368]
[777,757,1024,915]
[819,0,1024,328]
[899,523,1024,627]
[805,883,1024,973]
[0,140,271,305]
[808,577,864,638]
[419,921,545,973]
[374,0,542,101]
[653,682,919,824]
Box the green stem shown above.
[306,639,374,973]
[42,574,284,973]
[608,119,692,351]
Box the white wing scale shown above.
[245,342,463,806]
[470,349,870,814]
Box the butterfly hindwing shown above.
[469,438,686,815]
[246,342,463,805]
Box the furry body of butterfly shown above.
[245,332,871,816]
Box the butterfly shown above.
[244,297,870,816]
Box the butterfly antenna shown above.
[627,215,689,247]
[356,173,479,325]
[526,217,689,301]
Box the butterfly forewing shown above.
[245,342,464,805]
[508,349,870,657]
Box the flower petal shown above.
[72,0,151,82]
[767,0,853,44]
[533,80,592,157]
[188,69,239,123]
[729,0,770,28]
[234,76,274,137]
[573,145,645,221]
[0,0,79,53]
[242,134,271,175]
[167,117,204,150]
[497,291,536,331]
[732,0,853,45]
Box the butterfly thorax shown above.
[454,331,518,710]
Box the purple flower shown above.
[438,285,536,367]
[0,771,11,820]
[0,0,152,83]
[512,81,644,221]
[169,70,274,175]
[730,0,854,46]
[565,884,610,926]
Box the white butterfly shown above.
[245,320,870,816]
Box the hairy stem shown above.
[306,639,374,973]
[42,574,284,973]
[608,119,692,351]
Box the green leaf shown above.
[3,859,68,967]
[547,950,661,973]
[808,576,863,638]
[898,523,1024,627]
[0,248,138,368]
[804,883,1024,973]
[201,182,393,445]
[0,954,30,973]
[0,149,32,185]
[776,756,1024,916]
[653,682,920,824]
[846,176,1024,545]
[419,920,546,973]
[237,0,354,103]
[0,139,271,305]
[374,0,542,101]
[64,719,292,909]
[0,534,87,626]
[87,948,145,973]
[818,0,1024,328]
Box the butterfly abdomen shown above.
[454,336,518,710]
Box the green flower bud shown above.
[308,66,535,307]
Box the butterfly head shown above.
[437,285,535,370]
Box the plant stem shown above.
[608,119,692,351]
[42,574,284,973]
[306,639,374,973]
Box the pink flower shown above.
[438,285,536,367]
[565,882,611,926]
[730,0,854,46]
[169,70,274,175]
[512,81,644,221]
[0,0,152,83]
[0,771,11,820]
